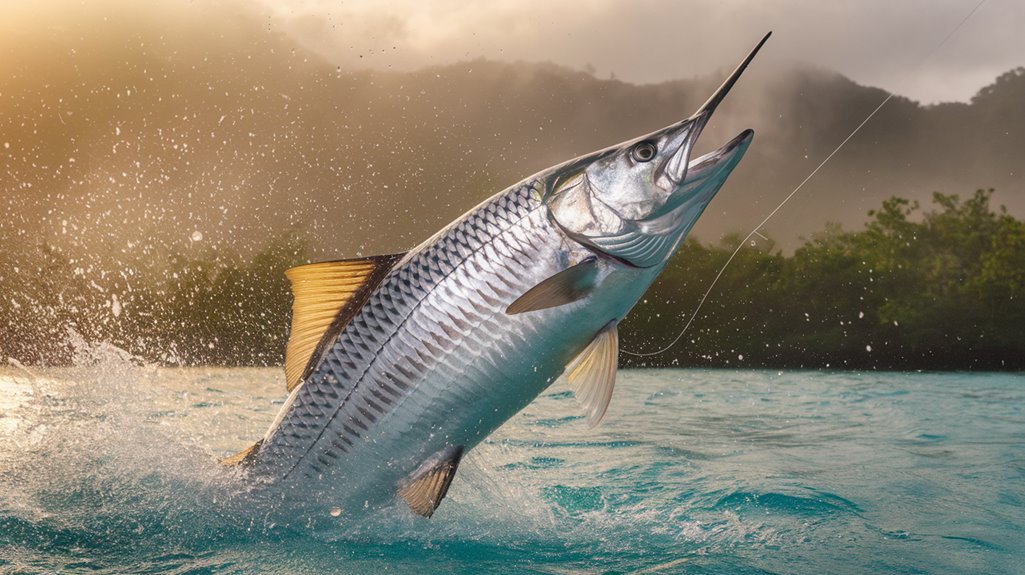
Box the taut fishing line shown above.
[624,0,989,358]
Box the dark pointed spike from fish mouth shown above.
[661,32,770,186]
[694,31,771,121]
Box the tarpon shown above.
[224,33,770,523]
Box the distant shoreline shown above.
[5,362,1022,374]
[4,191,1022,372]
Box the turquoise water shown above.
[1,356,1023,574]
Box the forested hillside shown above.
[4,190,1022,370]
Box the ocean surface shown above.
[1,351,1023,574]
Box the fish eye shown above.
[631,141,657,163]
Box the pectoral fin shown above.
[398,446,464,518]
[566,322,619,427]
[506,257,598,315]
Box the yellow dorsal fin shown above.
[284,254,403,392]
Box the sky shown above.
[260,0,1022,104]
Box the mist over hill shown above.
[2,0,1023,276]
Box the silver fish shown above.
[225,33,770,523]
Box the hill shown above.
[2,1,1023,368]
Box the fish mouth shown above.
[583,127,754,268]
[682,129,754,191]
[647,128,753,222]
[660,31,770,187]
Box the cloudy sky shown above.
[260,0,1022,104]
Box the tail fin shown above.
[219,439,263,467]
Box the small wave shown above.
[2,348,1022,574]
[531,415,584,427]
[500,456,565,471]
[711,490,861,516]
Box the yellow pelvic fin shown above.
[398,446,464,518]
[283,254,403,392]
[566,321,619,427]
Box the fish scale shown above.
[251,182,581,491]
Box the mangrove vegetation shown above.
[2,189,1022,370]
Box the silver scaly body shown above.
[231,33,771,524]
[249,179,658,515]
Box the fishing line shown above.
[623,0,988,358]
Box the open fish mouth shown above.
[681,129,754,191]
[647,128,753,222]
[583,125,755,268]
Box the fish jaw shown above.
[551,127,753,269]
[647,128,754,226]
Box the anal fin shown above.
[398,446,464,518]
[566,322,619,427]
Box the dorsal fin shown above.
[284,253,403,392]
[398,446,464,518]
[566,322,619,427]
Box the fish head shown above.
[544,33,767,268]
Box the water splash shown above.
[2,350,1022,573]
